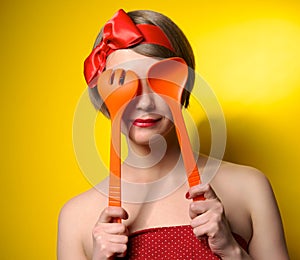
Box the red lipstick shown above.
[132,118,161,127]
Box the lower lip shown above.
[132,119,161,128]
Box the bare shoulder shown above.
[213,160,272,197]
[58,187,106,259]
[212,160,277,210]
[58,187,104,238]
[59,187,104,221]
[218,160,268,182]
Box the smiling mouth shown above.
[132,118,162,127]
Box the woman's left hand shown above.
[186,184,244,259]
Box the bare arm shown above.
[57,200,88,260]
[246,170,289,259]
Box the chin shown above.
[129,127,174,147]
[129,133,157,146]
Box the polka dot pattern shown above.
[126,225,248,259]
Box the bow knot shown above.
[84,10,144,87]
[84,9,174,88]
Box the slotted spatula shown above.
[97,69,139,215]
[147,57,204,200]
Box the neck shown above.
[123,128,181,183]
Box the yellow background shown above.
[1,0,300,259]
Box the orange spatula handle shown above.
[109,115,122,223]
[168,101,205,201]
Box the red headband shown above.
[84,9,174,88]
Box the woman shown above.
[58,9,289,259]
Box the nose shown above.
[135,78,155,111]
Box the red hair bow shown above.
[84,9,174,88]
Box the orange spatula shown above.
[147,58,204,201]
[97,69,139,216]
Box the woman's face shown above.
[105,49,174,145]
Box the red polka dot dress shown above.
[125,225,248,259]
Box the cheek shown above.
[120,112,132,135]
[121,102,135,127]
[120,100,138,135]
[157,100,173,121]
[162,117,175,132]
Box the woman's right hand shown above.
[92,207,129,260]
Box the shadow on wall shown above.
[197,110,300,259]
[198,112,287,168]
